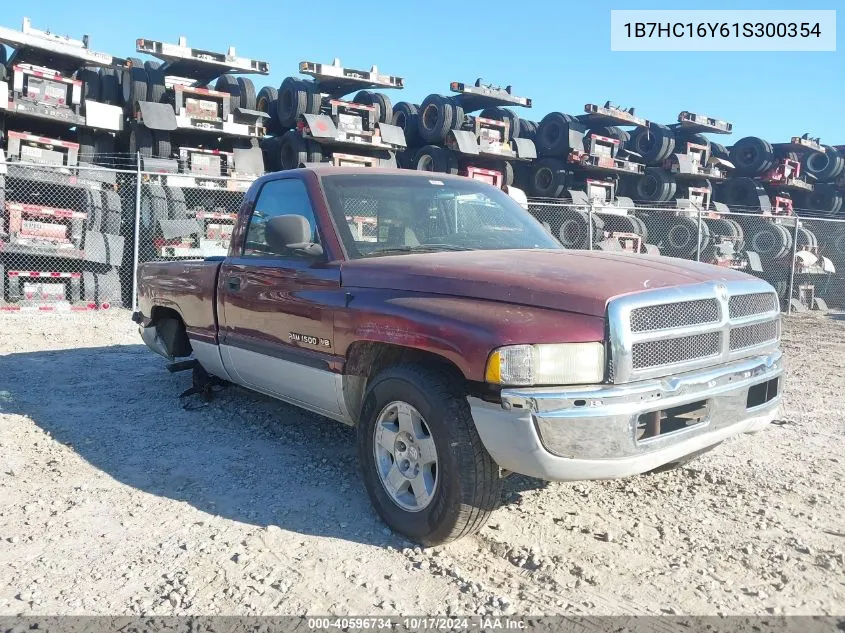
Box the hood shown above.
[340,249,752,317]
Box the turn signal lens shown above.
[485,343,605,386]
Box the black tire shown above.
[449,97,464,131]
[354,91,392,125]
[95,133,115,167]
[536,112,577,156]
[237,77,257,111]
[529,158,568,198]
[704,218,737,241]
[214,74,240,101]
[634,167,676,203]
[372,93,394,125]
[801,146,845,184]
[77,66,101,103]
[143,61,161,72]
[99,68,119,105]
[480,107,520,140]
[559,209,603,249]
[166,186,189,220]
[718,177,771,211]
[587,126,630,146]
[393,102,421,146]
[278,130,308,170]
[357,364,502,545]
[629,215,648,241]
[729,137,775,176]
[307,140,324,164]
[710,142,730,161]
[260,135,283,172]
[748,222,792,259]
[413,145,458,174]
[417,94,454,144]
[517,120,538,141]
[798,183,843,216]
[277,77,312,129]
[257,86,281,134]
[675,132,710,155]
[83,190,104,232]
[153,131,171,159]
[395,150,413,170]
[724,219,745,242]
[796,226,818,250]
[494,161,514,187]
[128,124,153,158]
[146,66,166,104]
[664,216,710,258]
[102,190,122,235]
[78,131,97,163]
[122,58,148,113]
[628,124,675,165]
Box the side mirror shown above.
[287,242,324,257]
[265,214,324,258]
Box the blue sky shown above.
[8,1,843,143]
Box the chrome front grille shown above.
[630,298,719,332]
[730,320,780,351]
[729,292,779,319]
[632,332,721,369]
[608,279,781,384]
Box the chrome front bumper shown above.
[469,350,783,481]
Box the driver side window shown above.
[243,179,320,257]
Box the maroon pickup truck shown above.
[134,167,783,545]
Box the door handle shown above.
[226,276,241,292]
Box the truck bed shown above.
[137,258,222,344]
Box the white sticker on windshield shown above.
[428,180,444,186]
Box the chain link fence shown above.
[2,159,845,316]
[527,199,845,313]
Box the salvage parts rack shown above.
[579,102,648,129]
[135,36,269,86]
[0,17,125,73]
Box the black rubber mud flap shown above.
[301,113,337,140]
[512,138,537,160]
[137,101,178,131]
[377,122,407,148]
[233,147,265,176]
[449,129,479,156]
[158,219,201,241]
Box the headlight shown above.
[485,343,605,386]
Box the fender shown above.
[334,289,607,382]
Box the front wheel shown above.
[357,364,502,545]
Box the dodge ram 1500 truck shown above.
[134,167,784,545]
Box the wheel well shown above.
[342,342,466,421]
[149,306,192,358]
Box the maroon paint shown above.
[137,167,746,382]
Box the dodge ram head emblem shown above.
[716,284,728,301]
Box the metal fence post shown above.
[695,206,703,262]
[130,153,142,312]
[786,218,800,314]
[588,202,594,251]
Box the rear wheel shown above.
[357,364,502,545]
[414,145,458,174]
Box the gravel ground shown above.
[0,310,842,616]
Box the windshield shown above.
[320,173,562,259]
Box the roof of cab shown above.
[268,166,473,181]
